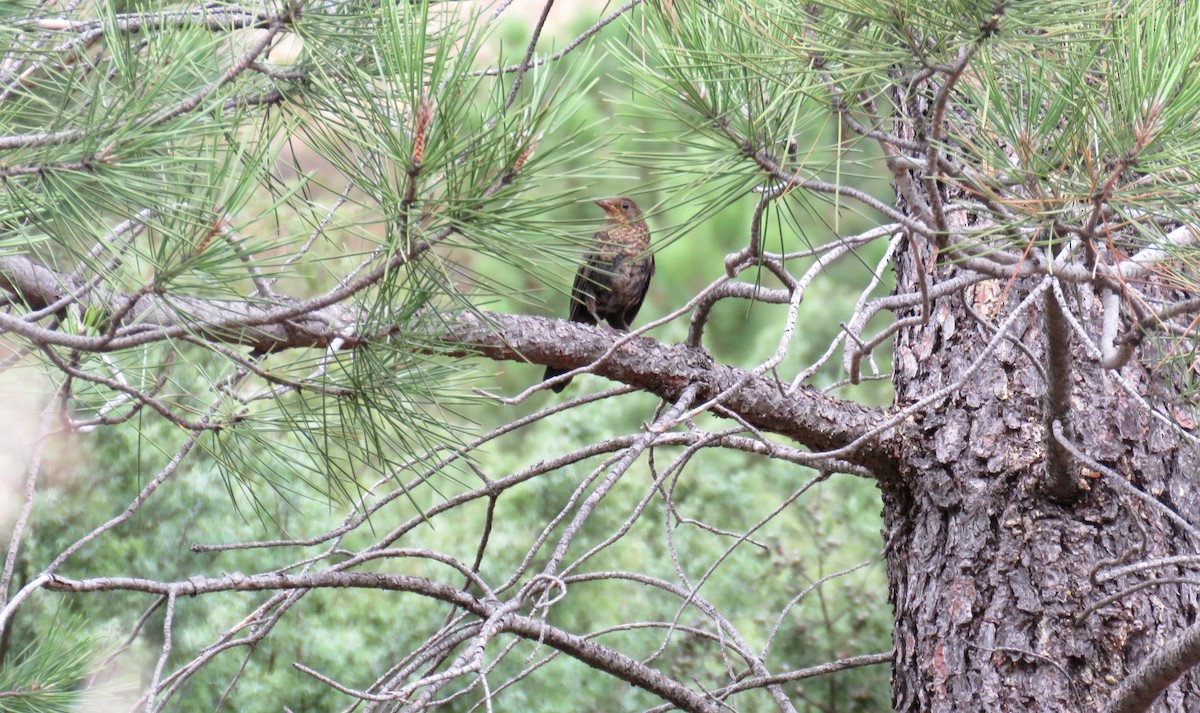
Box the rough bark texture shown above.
[884,231,1200,711]
[445,311,895,472]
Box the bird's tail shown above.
[542,366,571,393]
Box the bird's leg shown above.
[585,298,613,331]
[606,316,631,332]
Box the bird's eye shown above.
[621,202,630,210]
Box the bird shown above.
[543,196,655,393]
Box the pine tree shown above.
[3,1,1200,711]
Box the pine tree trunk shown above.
[883,219,1200,710]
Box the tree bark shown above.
[884,217,1200,711]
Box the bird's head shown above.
[595,196,643,223]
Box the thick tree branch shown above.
[1043,282,1078,500]
[0,255,895,473]
[442,311,894,473]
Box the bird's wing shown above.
[618,252,654,329]
[568,230,617,324]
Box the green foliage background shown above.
[2,4,895,711]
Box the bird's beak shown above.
[593,198,613,210]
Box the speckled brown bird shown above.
[543,196,654,393]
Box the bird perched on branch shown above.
[543,196,654,392]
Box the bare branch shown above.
[0,3,301,150]
[0,402,56,613]
[474,0,644,78]
[1103,618,1200,713]
[43,571,723,713]
[1043,283,1078,500]
[1051,421,1200,546]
